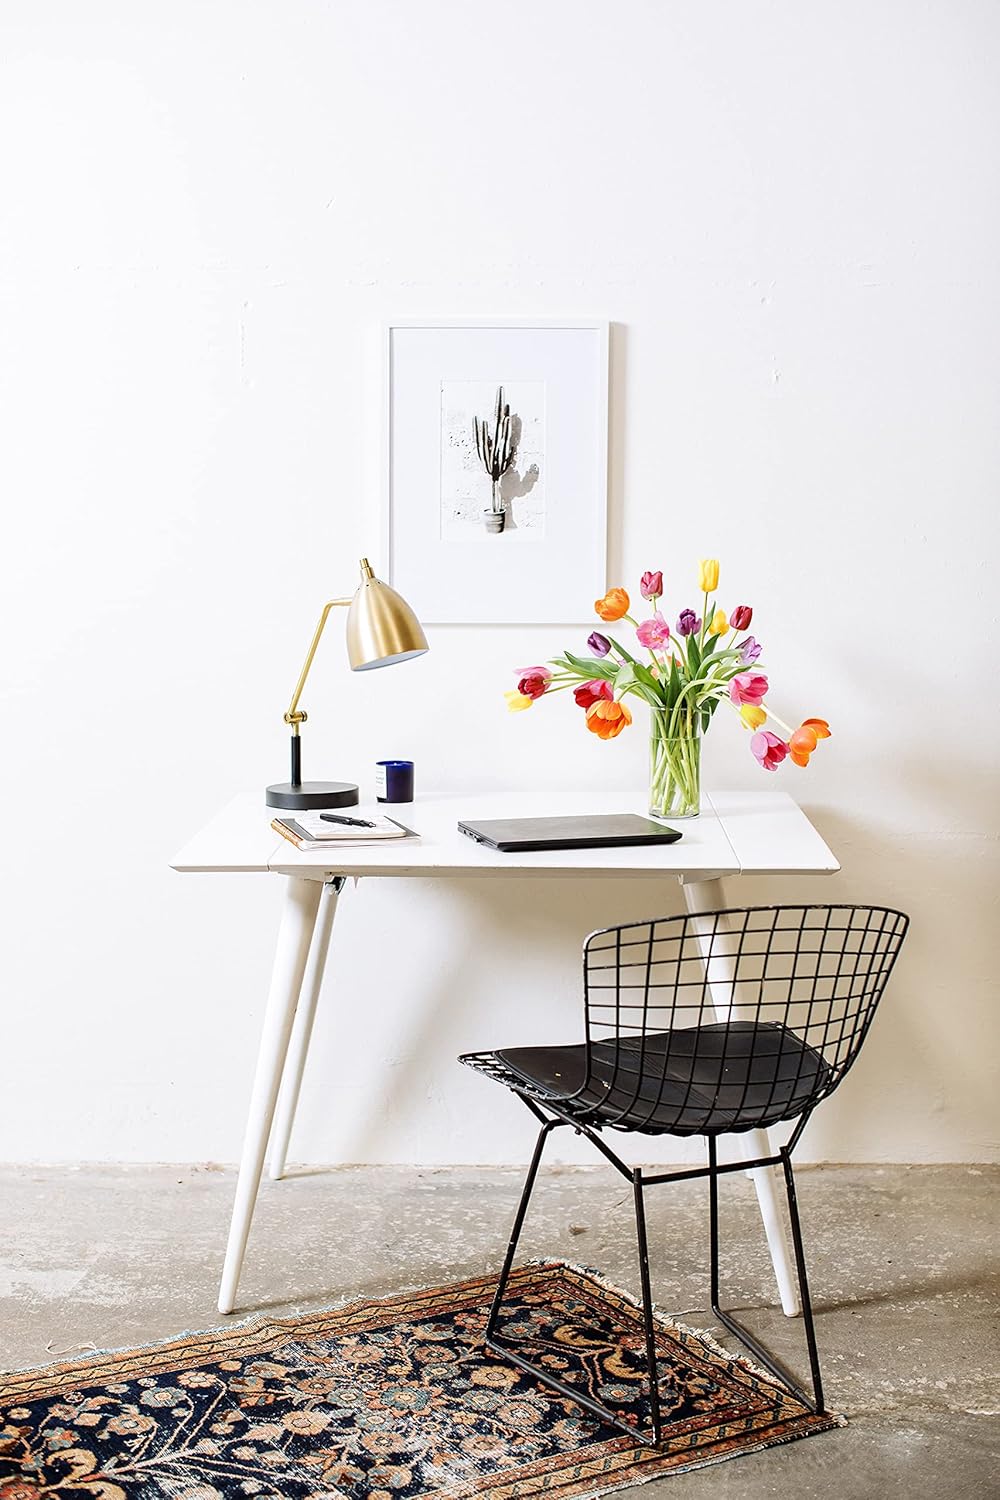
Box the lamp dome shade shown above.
[346,561,429,671]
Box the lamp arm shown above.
[283,598,352,729]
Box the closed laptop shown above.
[457,814,683,853]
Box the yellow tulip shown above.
[698,558,720,592]
[504,690,534,712]
[709,609,728,636]
[740,704,766,730]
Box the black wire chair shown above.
[459,903,909,1446]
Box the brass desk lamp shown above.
[266,558,428,809]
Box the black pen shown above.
[320,813,376,829]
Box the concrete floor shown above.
[0,1164,996,1498]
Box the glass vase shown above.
[649,708,701,819]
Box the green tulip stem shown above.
[649,705,701,819]
[699,591,711,647]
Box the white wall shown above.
[1,1,997,1166]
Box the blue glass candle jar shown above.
[375,759,414,803]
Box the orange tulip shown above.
[594,587,630,622]
[788,719,830,766]
[585,698,632,739]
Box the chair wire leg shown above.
[485,1119,558,1339]
[708,1135,720,1310]
[708,1134,825,1414]
[780,1151,826,1414]
[632,1169,663,1445]
[484,1118,661,1448]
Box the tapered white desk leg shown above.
[682,878,801,1318]
[218,875,323,1315]
[269,877,344,1181]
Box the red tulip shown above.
[730,604,753,631]
[516,666,551,700]
[574,679,613,709]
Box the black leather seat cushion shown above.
[494,1021,831,1135]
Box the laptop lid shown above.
[457,813,683,853]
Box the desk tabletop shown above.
[170,789,839,883]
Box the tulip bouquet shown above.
[506,560,830,819]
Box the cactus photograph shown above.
[439,380,544,540]
[386,321,606,622]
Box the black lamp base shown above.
[266,780,360,810]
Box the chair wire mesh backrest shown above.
[580,904,909,1135]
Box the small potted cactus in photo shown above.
[473,385,516,533]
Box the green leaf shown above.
[688,636,702,675]
[561,651,616,681]
[618,667,664,708]
[708,646,742,669]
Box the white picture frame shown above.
[384,320,608,624]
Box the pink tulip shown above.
[636,612,671,649]
[751,730,788,770]
[729,672,769,706]
[640,570,663,601]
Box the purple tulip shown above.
[740,635,763,663]
[587,631,611,657]
[676,609,701,637]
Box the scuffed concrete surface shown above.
[0,1164,996,1497]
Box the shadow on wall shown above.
[738,803,999,1160]
[329,873,689,1166]
[321,794,998,1166]
[607,322,627,582]
[496,413,540,532]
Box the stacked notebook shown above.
[271,812,416,850]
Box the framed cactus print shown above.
[384,320,608,623]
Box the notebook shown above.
[271,813,416,850]
[457,813,682,853]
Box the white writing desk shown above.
[171,789,838,1316]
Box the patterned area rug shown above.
[0,1262,840,1498]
